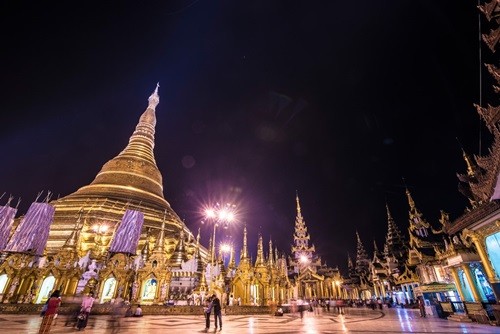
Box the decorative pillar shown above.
[461,264,481,302]
[449,267,465,301]
[373,282,380,298]
[381,282,386,298]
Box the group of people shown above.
[203,293,222,332]
[38,290,95,333]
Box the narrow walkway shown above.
[1,308,497,333]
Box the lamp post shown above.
[201,203,236,272]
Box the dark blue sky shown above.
[0,1,492,272]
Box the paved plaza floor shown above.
[1,308,499,334]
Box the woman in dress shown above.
[76,292,95,330]
[38,290,61,334]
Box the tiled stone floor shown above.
[1,308,499,333]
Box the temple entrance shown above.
[101,277,117,303]
[36,276,55,304]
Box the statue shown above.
[78,251,91,270]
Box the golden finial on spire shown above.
[295,190,301,213]
[148,83,160,110]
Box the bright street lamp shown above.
[201,202,236,269]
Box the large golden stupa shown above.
[46,84,193,259]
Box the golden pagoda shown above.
[46,84,194,259]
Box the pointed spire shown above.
[405,187,416,210]
[355,232,370,276]
[141,228,151,261]
[373,239,379,252]
[386,202,393,221]
[405,186,430,237]
[194,228,205,273]
[69,85,168,208]
[295,190,301,214]
[461,148,477,177]
[62,213,82,250]
[347,253,353,268]
[268,238,274,266]
[148,83,160,110]
[384,202,406,262]
[356,230,362,244]
[241,225,248,260]
[199,266,208,291]
[255,233,265,267]
[170,229,188,267]
[153,212,166,253]
[228,245,236,269]
[208,234,214,264]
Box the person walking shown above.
[203,296,213,332]
[212,294,222,331]
[38,290,62,334]
[417,296,426,318]
[76,292,95,330]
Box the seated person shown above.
[275,307,284,316]
[133,305,143,317]
[124,305,133,317]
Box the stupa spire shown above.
[268,238,274,266]
[68,85,169,208]
[62,209,83,249]
[241,225,249,260]
[255,232,265,267]
[152,211,166,253]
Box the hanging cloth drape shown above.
[4,202,55,255]
[0,204,17,251]
[109,209,144,254]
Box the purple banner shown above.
[4,202,55,255]
[109,209,144,254]
[0,205,17,251]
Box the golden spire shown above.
[240,225,248,260]
[386,202,393,221]
[141,228,151,261]
[295,190,301,214]
[462,148,476,177]
[62,210,83,250]
[152,211,166,254]
[228,246,236,269]
[196,227,201,249]
[405,187,416,210]
[255,232,265,267]
[68,84,169,208]
[268,238,274,266]
[170,229,188,267]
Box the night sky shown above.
[0,1,492,272]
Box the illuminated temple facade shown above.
[0,3,498,322]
